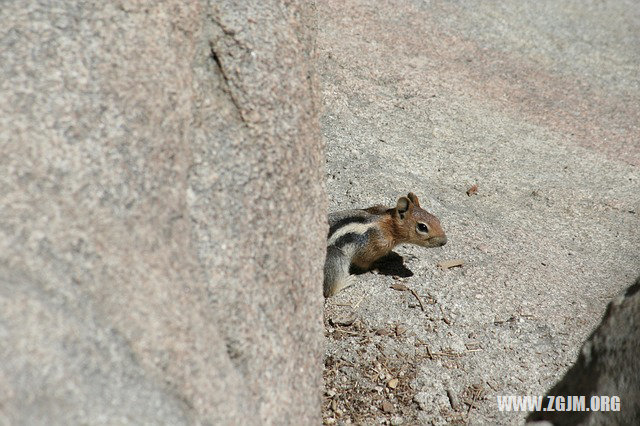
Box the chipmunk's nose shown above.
[432,235,447,246]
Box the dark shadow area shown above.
[349,252,414,278]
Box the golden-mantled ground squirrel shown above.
[324,193,447,297]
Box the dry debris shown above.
[437,259,464,270]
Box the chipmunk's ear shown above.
[396,196,411,218]
[407,193,420,207]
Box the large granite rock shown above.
[0,1,324,424]
[528,277,640,425]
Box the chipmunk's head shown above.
[393,192,447,247]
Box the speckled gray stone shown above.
[0,1,324,424]
[528,277,640,425]
[319,0,639,424]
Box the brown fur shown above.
[354,193,446,269]
[363,205,390,215]
[324,193,446,297]
[351,227,395,269]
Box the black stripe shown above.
[328,216,368,238]
[625,279,640,297]
[333,232,368,249]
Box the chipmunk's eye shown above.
[416,223,429,233]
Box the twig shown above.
[437,258,464,270]
[431,350,462,358]
[409,288,425,311]
[335,328,360,336]
[439,305,451,324]
[467,388,480,417]
[353,294,366,309]
[391,283,425,311]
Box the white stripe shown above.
[327,222,375,246]
[340,243,360,259]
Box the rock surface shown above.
[0,1,324,424]
[319,0,640,424]
[527,277,640,425]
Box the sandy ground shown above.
[318,1,640,424]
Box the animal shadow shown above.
[350,251,414,278]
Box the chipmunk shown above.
[324,193,447,297]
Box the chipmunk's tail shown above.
[323,245,354,297]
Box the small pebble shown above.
[476,243,490,253]
[382,400,395,413]
[391,416,404,425]
[447,389,460,411]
